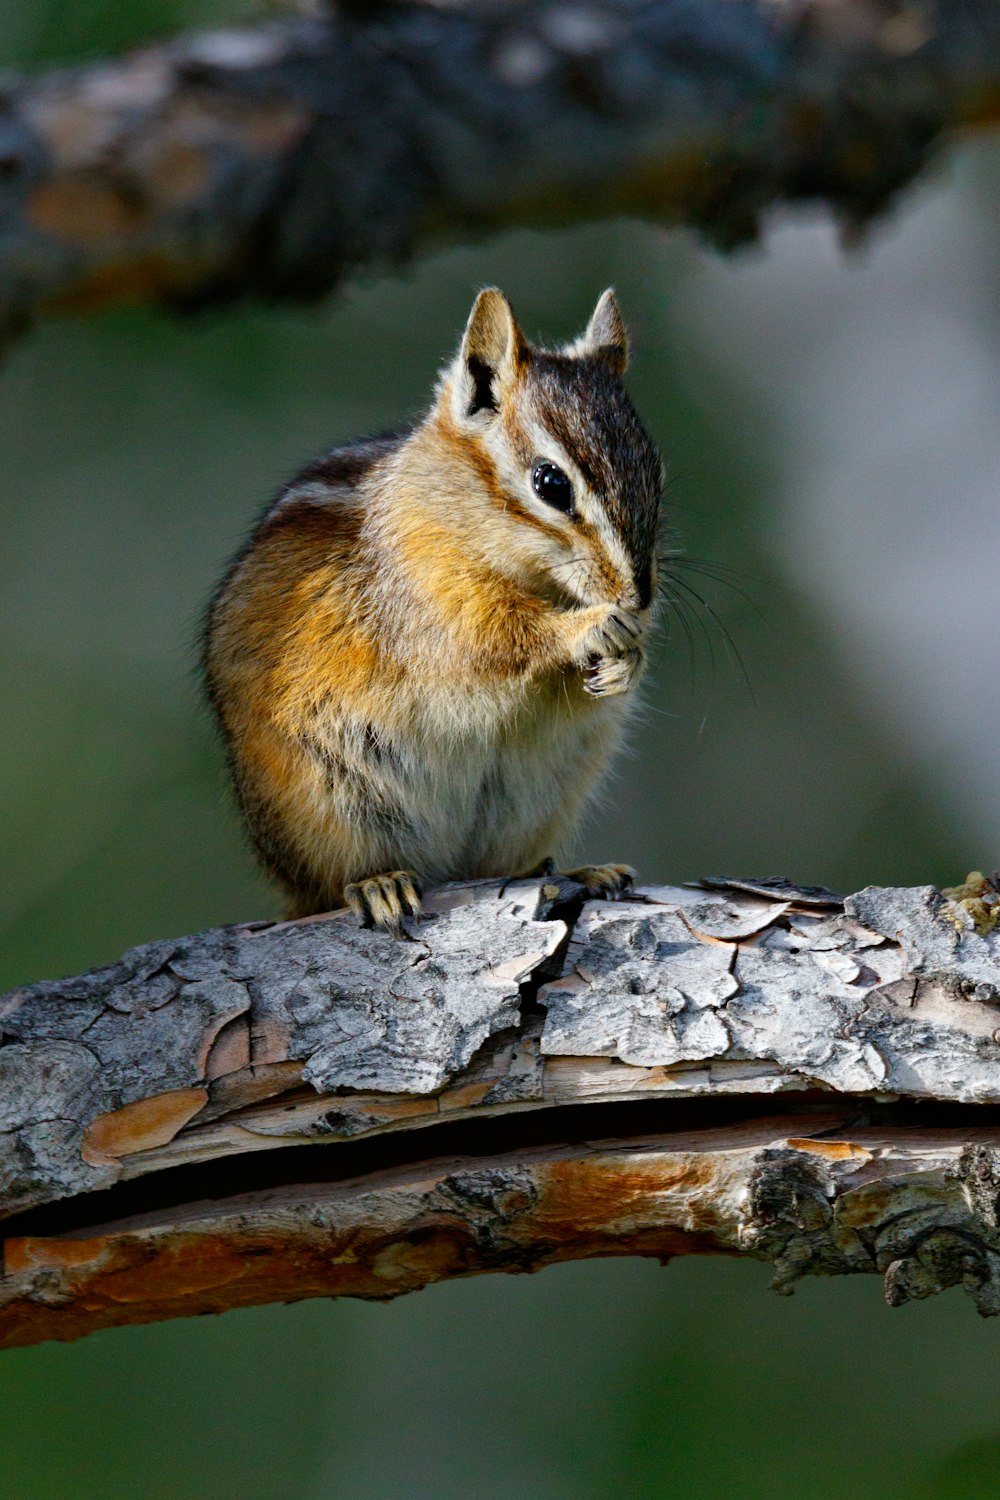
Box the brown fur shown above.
[204,289,663,922]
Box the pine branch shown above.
[4,874,1000,1348]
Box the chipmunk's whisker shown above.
[675,556,770,628]
[660,567,754,702]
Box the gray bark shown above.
[4,874,1000,1348]
[0,0,998,339]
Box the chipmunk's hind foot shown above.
[563,862,635,899]
[346,871,423,934]
[516,858,634,900]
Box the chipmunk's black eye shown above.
[532,461,573,512]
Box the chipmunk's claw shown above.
[345,871,423,934]
[584,647,643,697]
[563,862,635,899]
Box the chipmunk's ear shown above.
[450,288,527,422]
[573,288,629,376]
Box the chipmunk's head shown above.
[436,288,663,612]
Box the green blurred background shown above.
[3,6,1000,1497]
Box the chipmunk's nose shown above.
[631,559,652,611]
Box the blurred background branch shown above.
[2,0,999,340]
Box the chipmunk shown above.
[204,288,663,931]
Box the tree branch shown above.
[4,873,1000,1348]
[0,0,998,338]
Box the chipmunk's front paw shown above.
[345,871,423,934]
[583,606,642,660]
[563,862,635,899]
[585,646,643,697]
[579,607,643,697]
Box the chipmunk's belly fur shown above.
[293,678,630,903]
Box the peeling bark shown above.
[4,874,1000,1347]
[0,0,998,338]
